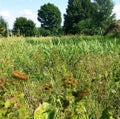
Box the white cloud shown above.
[0,10,10,17]
[113,4,120,20]
[19,9,40,27]
[19,9,33,15]
[0,10,15,29]
[0,9,40,29]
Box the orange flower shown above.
[12,72,28,80]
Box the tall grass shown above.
[0,35,120,119]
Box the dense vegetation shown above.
[0,36,120,118]
[0,0,119,118]
[0,16,8,37]
[37,3,62,36]
[13,17,36,37]
[104,20,120,37]
[64,0,115,35]
[0,0,116,37]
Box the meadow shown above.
[0,35,120,119]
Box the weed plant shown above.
[0,36,120,119]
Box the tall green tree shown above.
[0,16,8,37]
[64,0,115,35]
[37,3,61,35]
[92,0,115,34]
[64,0,92,34]
[13,17,35,36]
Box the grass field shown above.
[0,35,120,119]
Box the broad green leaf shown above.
[4,100,11,108]
[34,102,55,119]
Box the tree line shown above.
[0,0,116,37]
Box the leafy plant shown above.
[0,35,119,118]
[34,102,56,119]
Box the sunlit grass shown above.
[0,35,120,119]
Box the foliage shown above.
[73,18,94,35]
[64,0,115,35]
[100,108,114,119]
[104,20,120,37]
[0,36,120,118]
[37,3,62,35]
[0,90,30,119]
[64,0,92,34]
[35,27,51,37]
[92,0,115,35]
[13,17,35,37]
[34,102,56,119]
[0,16,8,37]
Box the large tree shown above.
[64,0,115,35]
[0,16,8,37]
[64,0,92,34]
[13,17,35,36]
[92,0,115,34]
[37,3,61,35]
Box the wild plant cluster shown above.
[0,36,120,119]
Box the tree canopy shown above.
[37,3,61,35]
[13,17,35,36]
[64,0,92,34]
[1,1,116,36]
[0,16,8,37]
[64,0,115,35]
[104,20,120,37]
[92,0,115,34]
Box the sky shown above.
[0,0,120,29]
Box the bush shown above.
[34,27,63,37]
[0,16,8,37]
[104,20,120,37]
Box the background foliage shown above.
[0,0,118,37]
[0,16,8,37]
[13,17,35,37]
[37,3,62,36]
[64,0,115,35]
